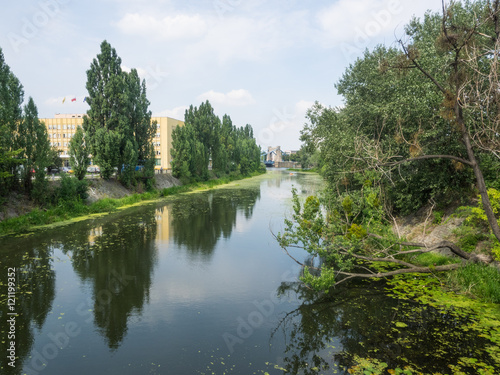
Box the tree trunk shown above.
[456,103,500,243]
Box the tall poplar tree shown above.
[84,40,155,184]
[69,126,90,180]
[171,101,262,181]
[16,97,50,197]
[126,69,156,182]
[0,47,24,195]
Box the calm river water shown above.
[1,170,499,375]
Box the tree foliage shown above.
[84,40,155,185]
[69,126,90,180]
[16,97,50,198]
[171,100,262,182]
[0,48,52,200]
[280,0,500,291]
[0,47,24,195]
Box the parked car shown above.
[46,167,59,174]
[61,167,71,173]
[87,166,100,173]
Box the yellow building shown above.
[41,114,184,171]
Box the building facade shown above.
[41,114,184,171]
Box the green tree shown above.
[84,40,154,185]
[171,123,193,183]
[84,40,124,180]
[126,70,156,184]
[280,0,500,291]
[0,47,24,195]
[16,97,50,198]
[171,101,262,182]
[69,126,90,180]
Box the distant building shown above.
[41,114,184,171]
[266,146,283,163]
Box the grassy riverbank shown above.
[0,171,265,237]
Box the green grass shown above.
[447,263,500,304]
[407,251,458,267]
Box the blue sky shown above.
[0,0,442,150]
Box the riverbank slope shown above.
[0,174,182,221]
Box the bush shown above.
[55,174,88,202]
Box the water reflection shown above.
[63,210,159,349]
[274,279,499,374]
[168,188,261,259]
[0,242,55,375]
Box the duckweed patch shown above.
[0,171,265,238]
[384,274,500,373]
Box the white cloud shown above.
[316,0,440,47]
[156,105,188,120]
[115,12,207,40]
[295,100,315,116]
[317,0,404,45]
[197,89,255,107]
[114,9,295,64]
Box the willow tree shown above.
[278,0,500,290]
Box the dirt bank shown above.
[0,174,182,221]
[85,174,181,203]
[393,204,465,256]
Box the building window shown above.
[156,133,160,138]
[63,125,66,130]
[156,150,161,155]
[155,159,161,166]
[72,125,75,129]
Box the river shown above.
[1,169,499,375]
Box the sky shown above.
[0,0,443,150]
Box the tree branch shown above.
[334,263,462,286]
[380,154,473,167]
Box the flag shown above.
[62,97,66,103]
[71,98,76,102]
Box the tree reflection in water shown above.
[63,209,159,349]
[169,188,260,259]
[0,240,56,375]
[273,277,499,374]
